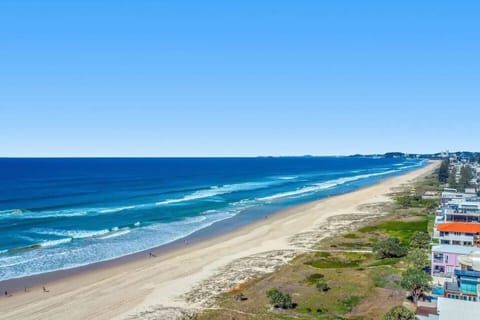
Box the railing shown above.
[445,282,460,292]
[439,235,473,242]
[444,210,480,216]
[454,269,480,278]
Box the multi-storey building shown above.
[437,222,480,246]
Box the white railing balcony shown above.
[439,234,473,243]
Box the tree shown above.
[458,165,474,191]
[409,232,431,250]
[447,167,457,189]
[266,288,293,309]
[438,159,450,183]
[400,268,432,303]
[406,248,429,269]
[373,238,408,259]
[384,305,417,320]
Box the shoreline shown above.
[0,163,425,290]
[0,162,438,320]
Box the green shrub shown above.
[316,280,330,292]
[341,296,360,312]
[384,305,416,320]
[266,288,293,309]
[343,233,359,239]
[373,238,407,259]
[409,231,431,249]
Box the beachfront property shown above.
[420,251,480,319]
[417,297,480,320]
[440,188,476,205]
[434,190,480,239]
[436,222,480,246]
[441,199,480,223]
[442,250,480,302]
[431,245,474,277]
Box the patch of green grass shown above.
[395,195,439,210]
[358,225,378,233]
[367,258,400,267]
[344,252,373,261]
[371,267,402,289]
[343,233,359,239]
[306,252,372,269]
[315,251,332,258]
[339,295,360,313]
[307,259,360,269]
[359,219,429,245]
[305,273,325,284]
[336,242,372,248]
[427,214,435,237]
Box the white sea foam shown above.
[97,205,138,214]
[181,216,208,224]
[32,228,110,239]
[259,169,399,202]
[98,229,131,240]
[0,209,26,216]
[277,176,299,180]
[0,203,149,221]
[155,181,277,205]
[40,238,72,247]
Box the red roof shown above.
[437,222,480,233]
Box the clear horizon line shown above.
[0,153,440,159]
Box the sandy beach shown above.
[0,162,438,320]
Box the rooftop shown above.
[432,245,475,255]
[437,222,480,233]
[437,297,480,320]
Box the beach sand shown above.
[0,162,438,320]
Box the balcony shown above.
[454,269,480,278]
[439,234,473,243]
[445,281,460,292]
[444,210,480,217]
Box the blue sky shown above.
[1,1,479,156]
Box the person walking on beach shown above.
[43,286,49,293]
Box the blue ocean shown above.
[0,157,425,281]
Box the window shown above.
[434,253,444,262]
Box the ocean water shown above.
[0,157,425,281]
